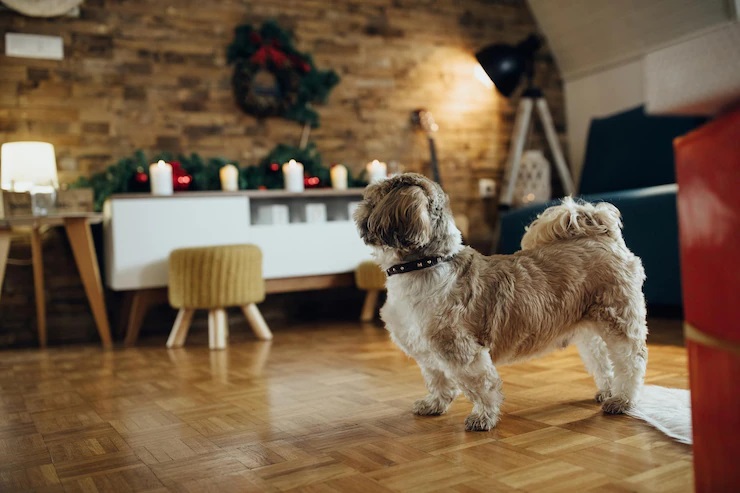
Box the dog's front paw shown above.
[602,396,631,414]
[595,390,611,403]
[464,412,498,432]
[412,396,448,416]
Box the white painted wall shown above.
[564,60,645,182]
[645,22,740,116]
[527,0,736,185]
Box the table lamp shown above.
[475,34,541,98]
[1,141,59,215]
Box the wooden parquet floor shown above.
[0,318,692,492]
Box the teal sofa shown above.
[497,106,704,307]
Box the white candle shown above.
[366,159,387,183]
[220,164,239,191]
[330,164,348,190]
[149,160,173,195]
[282,159,304,192]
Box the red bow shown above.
[250,45,289,67]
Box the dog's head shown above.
[354,173,459,258]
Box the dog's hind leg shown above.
[601,331,647,414]
[597,310,648,415]
[413,366,459,416]
[575,330,614,403]
[587,281,648,415]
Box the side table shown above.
[0,213,112,349]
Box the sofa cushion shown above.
[579,106,703,195]
[497,184,681,306]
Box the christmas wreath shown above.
[227,20,340,128]
[72,22,354,209]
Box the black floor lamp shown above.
[476,34,575,214]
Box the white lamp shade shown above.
[1,141,59,192]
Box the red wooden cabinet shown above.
[675,106,740,493]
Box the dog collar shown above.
[386,255,455,277]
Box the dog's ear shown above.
[354,181,382,244]
[366,185,432,249]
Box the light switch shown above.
[5,33,64,60]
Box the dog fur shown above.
[354,173,648,431]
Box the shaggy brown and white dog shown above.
[354,173,648,431]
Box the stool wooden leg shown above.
[241,303,272,340]
[208,309,228,350]
[360,289,380,322]
[167,308,194,348]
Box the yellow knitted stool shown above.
[355,260,387,322]
[166,244,272,350]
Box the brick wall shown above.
[0,0,565,345]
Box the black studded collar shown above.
[386,255,456,277]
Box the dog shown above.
[354,173,648,431]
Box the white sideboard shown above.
[103,189,373,291]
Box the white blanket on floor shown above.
[627,385,692,444]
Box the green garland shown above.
[73,145,368,212]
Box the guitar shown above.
[410,109,442,187]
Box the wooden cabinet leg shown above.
[30,227,47,347]
[208,309,228,350]
[241,303,273,340]
[360,289,380,322]
[0,230,11,304]
[64,218,112,349]
[124,290,152,346]
[167,308,194,348]
[122,288,168,346]
[124,291,145,347]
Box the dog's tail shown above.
[627,385,692,444]
[520,197,624,250]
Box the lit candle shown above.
[219,163,239,191]
[282,159,304,192]
[149,160,173,195]
[366,159,387,183]
[330,164,348,190]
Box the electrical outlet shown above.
[478,178,496,198]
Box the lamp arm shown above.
[524,58,536,92]
[518,33,541,93]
